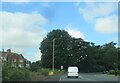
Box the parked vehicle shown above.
[67,66,79,78]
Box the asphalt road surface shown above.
[60,73,118,81]
[46,73,119,83]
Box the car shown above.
[67,66,79,78]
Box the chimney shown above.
[7,49,11,53]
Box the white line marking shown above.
[59,77,61,81]
[58,77,61,83]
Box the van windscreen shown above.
[68,67,78,72]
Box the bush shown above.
[109,70,115,75]
[109,69,120,75]
[37,68,51,76]
[117,70,120,75]
[10,68,26,81]
[2,63,30,81]
[55,70,66,74]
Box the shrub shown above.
[117,70,120,75]
[109,70,115,75]
[2,63,30,81]
[37,68,51,76]
[10,68,26,81]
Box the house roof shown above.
[0,50,30,63]
[0,51,7,57]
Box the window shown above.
[26,64,29,67]
[20,60,23,62]
[3,58,6,61]
[0,56,3,60]
[13,59,16,62]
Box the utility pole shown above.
[52,39,55,72]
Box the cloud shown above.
[1,0,30,2]
[1,0,119,2]
[65,25,85,39]
[79,2,117,22]
[78,2,118,34]
[95,15,118,34]
[0,11,48,61]
[0,11,47,48]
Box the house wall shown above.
[0,49,30,68]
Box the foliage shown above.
[109,70,115,75]
[30,60,41,71]
[40,29,71,69]
[117,70,120,75]
[109,70,120,75]
[2,63,30,81]
[37,68,51,76]
[40,29,119,72]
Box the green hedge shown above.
[2,63,30,81]
[109,69,120,75]
[117,70,120,75]
[109,70,115,75]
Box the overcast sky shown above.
[0,0,118,62]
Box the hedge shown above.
[2,63,30,81]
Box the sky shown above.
[0,0,119,62]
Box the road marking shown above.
[59,77,61,81]
[58,77,61,83]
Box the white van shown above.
[67,66,79,78]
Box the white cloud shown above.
[78,2,118,34]
[1,0,30,2]
[95,15,118,34]
[0,11,48,62]
[79,3,117,22]
[0,11,47,48]
[1,0,119,2]
[65,25,85,39]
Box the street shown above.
[46,73,119,83]
[60,73,118,81]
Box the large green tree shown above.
[40,29,72,69]
[39,29,118,72]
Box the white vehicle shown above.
[67,66,79,78]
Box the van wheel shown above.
[76,76,78,78]
[67,76,69,78]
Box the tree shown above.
[118,47,120,69]
[39,29,118,72]
[30,60,41,71]
[99,42,118,71]
[40,29,72,69]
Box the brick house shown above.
[0,49,30,68]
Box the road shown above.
[46,73,119,83]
